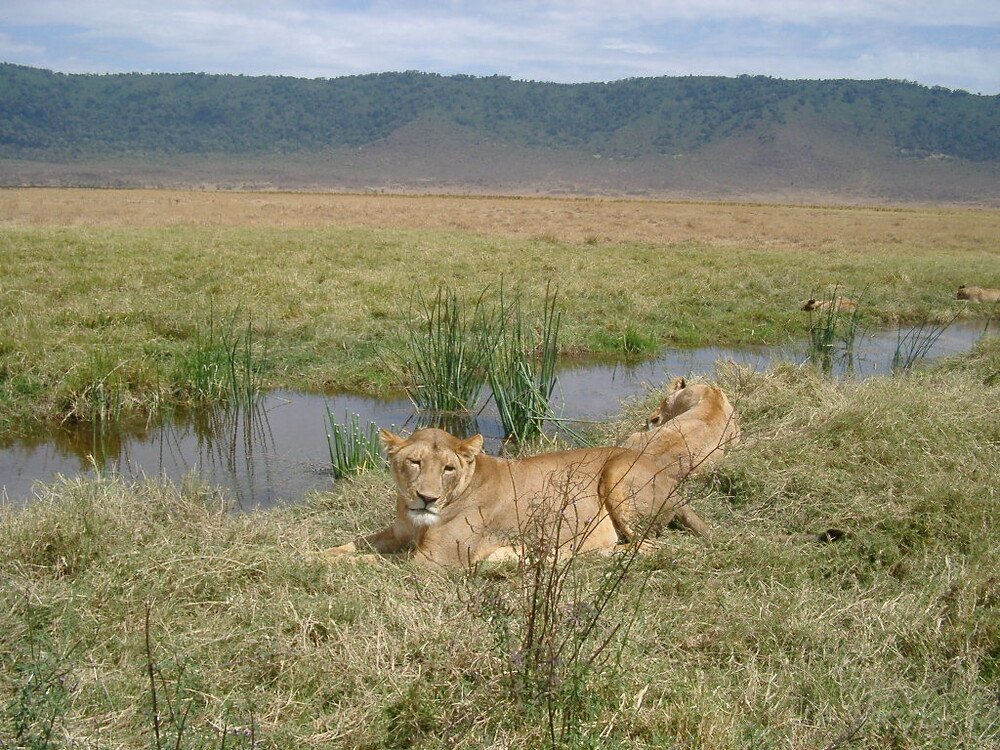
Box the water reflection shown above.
[1,321,989,509]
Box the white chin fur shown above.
[408,508,440,527]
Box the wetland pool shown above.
[1,321,990,509]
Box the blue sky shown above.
[1,1,997,93]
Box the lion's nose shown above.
[416,492,439,506]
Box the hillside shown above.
[1,64,999,203]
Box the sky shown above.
[1,1,998,94]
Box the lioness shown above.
[324,427,709,568]
[801,297,858,313]
[623,377,739,476]
[956,285,1000,303]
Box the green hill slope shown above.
[1,64,998,201]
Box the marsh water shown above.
[1,321,990,509]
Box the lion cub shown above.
[623,377,739,477]
[956,285,1000,303]
[324,427,710,568]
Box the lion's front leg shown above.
[323,522,415,559]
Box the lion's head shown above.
[645,377,715,428]
[380,428,483,527]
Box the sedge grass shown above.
[805,289,865,375]
[173,302,267,408]
[1,340,998,747]
[326,411,385,479]
[392,285,497,413]
[488,282,562,444]
[890,312,959,373]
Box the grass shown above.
[805,291,865,374]
[1,190,998,433]
[2,338,998,748]
[890,313,960,373]
[172,302,267,407]
[392,285,496,413]
[487,282,562,444]
[326,411,385,479]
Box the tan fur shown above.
[323,427,710,568]
[623,377,740,476]
[801,297,858,312]
[956,285,1000,303]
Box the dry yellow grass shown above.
[2,187,998,251]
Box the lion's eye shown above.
[443,465,456,473]
[408,458,421,467]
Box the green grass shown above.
[1,223,997,433]
[326,411,385,479]
[804,293,865,374]
[391,285,496,413]
[2,339,997,748]
[488,282,562,444]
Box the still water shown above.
[1,322,989,509]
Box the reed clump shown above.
[890,313,960,373]
[173,304,268,408]
[804,291,865,375]
[326,411,385,479]
[488,283,562,444]
[393,285,497,413]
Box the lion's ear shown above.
[457,434,484,462]
[380,428,407,455]
[670,376,687,392]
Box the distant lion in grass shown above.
[956,285,1000,303]
[801,297,858,313]
[323,427,709,568]
[623,377,740,477]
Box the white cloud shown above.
[0,1,997,92]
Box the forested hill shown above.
[2,63,999,202]
[2,63,997,161]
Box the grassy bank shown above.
[2,338,998,748]
[2,192,998,431]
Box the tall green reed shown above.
[394,286,498,413]
[805,291,864,375]
[488,283,562,444]
[326,411,385,478]
[891,313,959,373]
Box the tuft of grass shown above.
[392,285,497,413]
[173,303,268,408]
[890,313,959,373]
[326,411,385,479]
[488,282,562,444]
[805,290,865,375]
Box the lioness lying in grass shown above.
[623,377,740,476]
[956,284,1000,303]
[324,427,709,568]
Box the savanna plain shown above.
[1,188,999,748]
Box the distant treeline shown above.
[1,63,997,161]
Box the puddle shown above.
[1,321,990,510]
